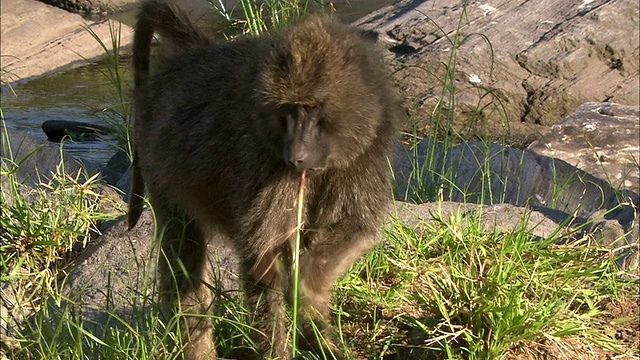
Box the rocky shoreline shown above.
[0,0,135,86]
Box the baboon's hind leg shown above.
[155,203,216,360]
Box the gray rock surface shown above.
[357,0,639,140]
[60,211,239,324]
[529,102,639,192]
[0,0,134,85]
[391,101,639,274]
[393,138,637,220]
[0,127,91,188]
[39,0,136,15]
[62,200,607,330]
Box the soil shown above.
[504,299,639,359]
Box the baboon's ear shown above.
[357,29,379,44]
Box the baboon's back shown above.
[132,16,397,232]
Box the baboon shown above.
[128,1,400,359]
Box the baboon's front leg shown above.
[240,248,291,360]
[296,222,382,359]
[156,208,216,360]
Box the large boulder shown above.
[0,0,134,85]
[0,127,88,187]
[38,0,136,15]
[393,138,638,221]
[356,0,639,143]
[392,102,639,273]
[529,102,639,192]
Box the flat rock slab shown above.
[0,0,134,85]
[357,0,639,139]
[393,138,638,221]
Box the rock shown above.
[583,209,639,274]
[393,202,566,240]
[0,0,134,86]
[392,119,639,273]
[41,119,114,142]
[1,125,124,223]
[393,138,638,221]
[392,131,639,272]
[58,198,637,334]
[1,127,92,188]
[60,211,157,331]
[101,148,130,187]
[528,102,639,192]
[356,0,639,142]
[39,0,136,15]
[59,210,239,335]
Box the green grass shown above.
[0,116,124,357]
[333,207,637,359]
[1,1,638,359]
[83,21,133,160]
[210,0,312,36]
[2,196,636,358]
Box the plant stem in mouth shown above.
[291,169,306,356]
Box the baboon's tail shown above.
[128,0,211,229]
[127,157,145,230]
[133,0,212,87]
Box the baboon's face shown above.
[278,104,331,173]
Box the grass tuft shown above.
[333,208,637,359]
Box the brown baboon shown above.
[128,1,401,359]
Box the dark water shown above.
[2,0,394,166]
[2,60,124,165]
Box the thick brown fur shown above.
[128,1,401,359]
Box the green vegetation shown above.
[212,0,308,35]
[0,116,124,357]
[335,209,636,359]
[84,21,133,160]
[210,0,335,36]
[1,1,637,360]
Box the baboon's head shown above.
[277,103,331,174]
[257,15,393,174]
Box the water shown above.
[2,61,125,166]
[2,0,395,167]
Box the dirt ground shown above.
[504,298,639,359]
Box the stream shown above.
[2,61,123,166]
[2,0,394,167]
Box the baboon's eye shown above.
[278,115,289,130]
[317,117,329,130]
